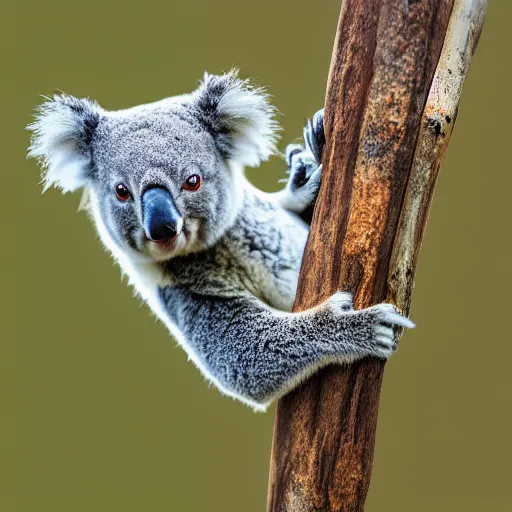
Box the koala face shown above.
[89,107,241,261]
[28,70,279,263]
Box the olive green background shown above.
[1,1,510,511]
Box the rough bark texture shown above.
[388,0,487,314]
[267,1,486,511]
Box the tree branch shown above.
[389,0,487,313]
[267,1,487,511]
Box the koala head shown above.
[28,70,279,263]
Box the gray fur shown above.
[27,70,414,411]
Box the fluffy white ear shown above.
[27,94,101,193]
[193,69,280,167]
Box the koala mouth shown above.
[144,231,189,261]
[146,235,179,250]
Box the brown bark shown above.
[388,0,487,314]
[267,1,486,511]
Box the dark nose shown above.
[142,187,183,241]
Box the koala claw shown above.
[303,108,325,164]
[375,304,416,329]
[285,143,305,168]
[375,324,396,351]
[367,303,415,358]
[367,303,415,329]
[305,164,322,193]
[282,109,325,215]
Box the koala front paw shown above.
[328,297,415,360]
[365,303,415,359]
[281,109,325,213]
[285,147,321,194]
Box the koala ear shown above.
[27,94,101,193]
[192,70,280,167]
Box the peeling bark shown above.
[267,1,487,511]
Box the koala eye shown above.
[115,183,131,201]
[183,174,202,192]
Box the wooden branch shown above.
[388,0,487,313]
[267,1,487,511]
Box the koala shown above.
[28,70,414,411]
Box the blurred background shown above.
[1,1,510,511]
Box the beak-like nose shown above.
[142,187,183,241]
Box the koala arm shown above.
[159,286,413,410]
